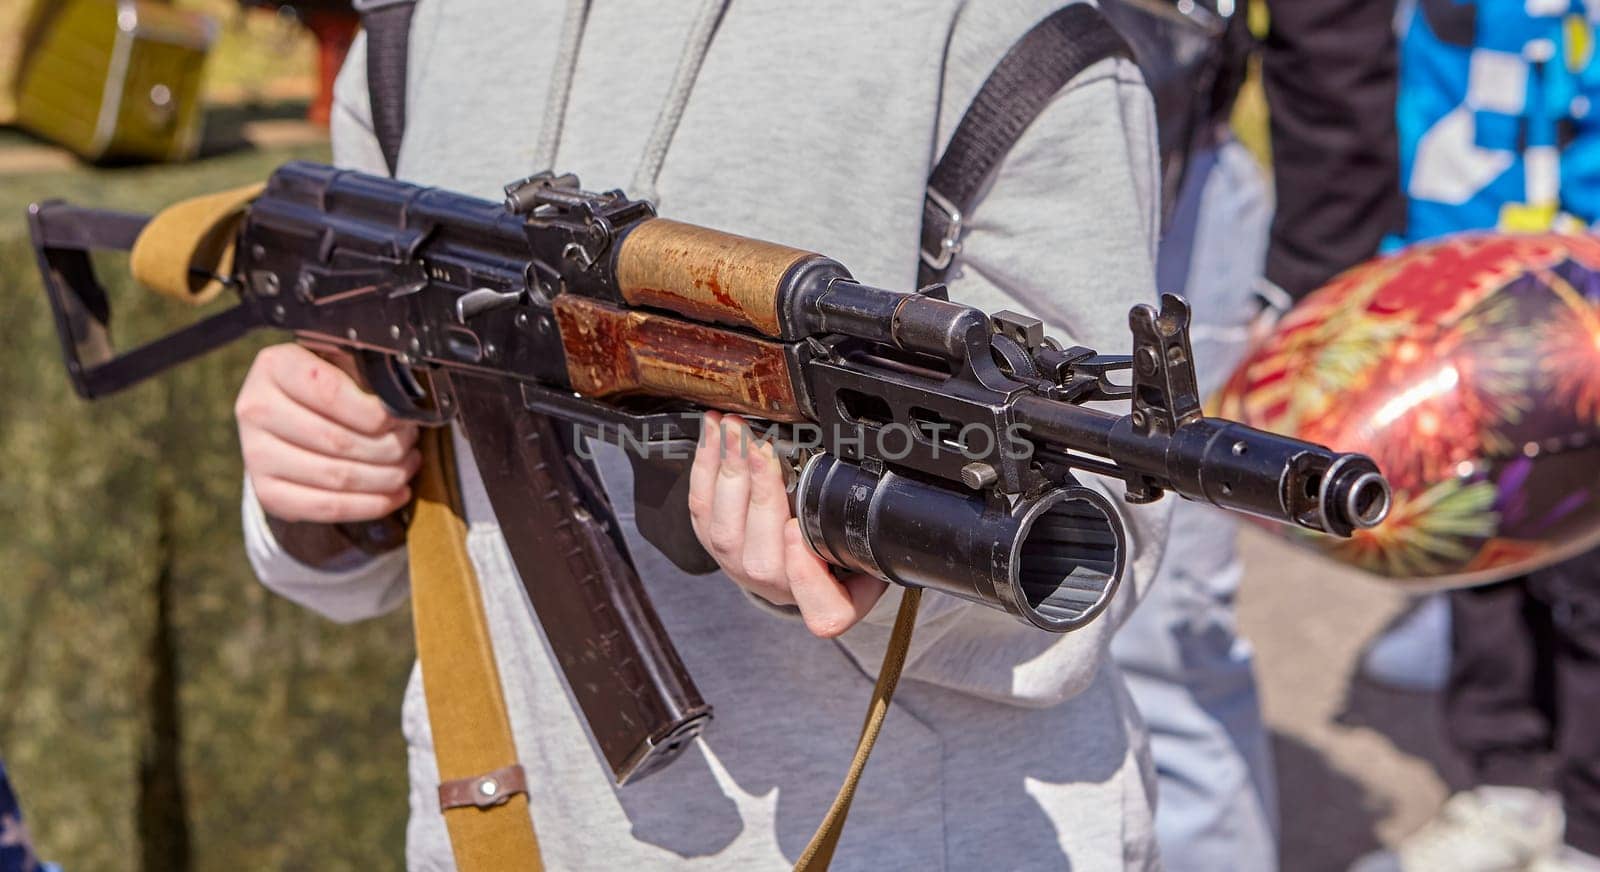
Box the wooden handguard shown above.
[615,218,818,338]
[553,295,806,421]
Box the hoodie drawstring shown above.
[532,0,730,206]
[530,0,593,172]
[629,0,731,203]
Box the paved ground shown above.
[1238,527,1467,871]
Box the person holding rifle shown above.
[233,1,1174,869]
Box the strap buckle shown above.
[920,187,964,271]
[437,763,528,810]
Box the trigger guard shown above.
[356,349,455,425]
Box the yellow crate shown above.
[0,0,54,124]
[16,0,215,162]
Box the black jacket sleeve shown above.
[1260,0,1404,301]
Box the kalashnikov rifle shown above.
[27,161,1390,785]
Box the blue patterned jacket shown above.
[1399,0,1600,243]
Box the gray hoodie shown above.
[244,1,1170,868]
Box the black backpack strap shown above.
[920,4,1133,285]
[355,0,417,177]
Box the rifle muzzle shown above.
[1012,397,1393,539]
[795,455,1125,632]
[1154,419,1392,538]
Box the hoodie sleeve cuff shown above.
[243,478,411,623]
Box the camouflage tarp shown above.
[0,145,412,871]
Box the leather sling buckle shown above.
[438,763,530,811]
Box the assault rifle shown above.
[28,162,1389,784]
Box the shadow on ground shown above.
[200,100,314,157]
[1273,731,1387,872]
[1275,672,1470,870]
[0,100,318,172]
[1337,678,1472,795]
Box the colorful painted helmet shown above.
[1217,233,1600,588]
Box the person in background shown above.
[1110,1,1402,868]
[0,760,56,872]
[237,1,360,125]
[1353,3,1600,870]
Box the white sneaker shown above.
[1530,846,1600,872]
[1348,787,1564,872]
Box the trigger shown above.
[355,349,455,425]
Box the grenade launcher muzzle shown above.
[795,454,1125,631]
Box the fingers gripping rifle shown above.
[28,162,1391,783]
